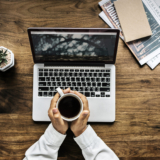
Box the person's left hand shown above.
[48,88,70,135]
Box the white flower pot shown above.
[0,46,15,72]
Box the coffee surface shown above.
[58,96,81,118]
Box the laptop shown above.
[28,28,120,122]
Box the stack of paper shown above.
[99,0,160,69]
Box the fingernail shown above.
[70,90,74,93]
[83,111,89,115]
[53,108,58,114]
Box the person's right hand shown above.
[69,90,90,137]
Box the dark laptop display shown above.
[30,32,117,62]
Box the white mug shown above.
[56,87,83,121]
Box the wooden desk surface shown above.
[0,0,160,159]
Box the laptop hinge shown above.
[44,62,105,67]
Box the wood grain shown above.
[0,0,160,159]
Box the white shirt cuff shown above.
[74,125,97,150]
[44,123,66,147]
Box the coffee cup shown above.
[56,87,83,121]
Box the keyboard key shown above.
[80,92,84,95]
[69,73,72,76]
[66,77,70,81]
[88,73,92,77]
[67,82,71,86]
[70,69,74,72]
[85,92,90,97]
[57,82,61,86]
[38,92,42,96]
[65,69,69,72]
[76,78,80,81]
[75,69,79,72]
[85,69,89,72]
[96,78,100,82]
[49,72,53,76]
[54,69,58,72]
[106,78,110,82]
[44,72,48,76]
[70,87,74,90]
[82,82,86,86]
[39,87,49,91]
[39,69,43,71]
[106,70,110,72]
[101,70,105,72]
[39,72,43,76]
[84,73,87,77]
[44,92,47,97]
[79,73,82,76]
[51,77,55,81]
[59,72,63,76]
[56,77,60,81]
[85,87,89,91]
[91,78,95,82]
[62,82,66,86]
[104,73,110,77]
[52,82,56,86]
[80,69,84,72]
[75,87,78,91]
[46,77,50,81]
[64,73,68,76]
[49,69,53,71]
[102,83,110,87]
[48,92,52,97]
[54,72,58,76]
[86,78,90,82]
[53,92,57,96]
[98,73,102,77]
[101,92,105,97]
[77,82,81,86]
[97,83,101,86]
[100,88,110,92]
[96,70,99,72]
[44,69,48,71]
[90,87,94,91]
[79,87,83,91]
[95,87,99,91]
[60,69,63,72]
[87,82,91,86]
[50,87,54,91]
[92,83,96,87]
[96,95,100,97]
[47,82,51,86]
[91,92,95,97]
[72,82,76,86]
[61,77,65,81]
[94,73,97,76]
[106,95,110,97]
[39,82,46,86]
[90,70,94,72]
[81,78,85,81]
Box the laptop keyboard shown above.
[38,68,111,97]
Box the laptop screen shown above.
[28,29,119,64]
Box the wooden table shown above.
[0,0,160,159]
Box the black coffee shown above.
[58,96,81,118]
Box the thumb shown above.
[79,110,89,121]
[53,108,61,120]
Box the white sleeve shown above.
[23,123,66,160]
[74,125,119,160]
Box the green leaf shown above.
[0,50,3,54]
[4,59,7,63]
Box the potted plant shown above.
[0,46,14,72]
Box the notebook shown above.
[114,0,152,42]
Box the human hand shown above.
[69,90,90,137]
[48,88,71,135]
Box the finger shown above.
[49,93,60,111]
[63,88,70,94]
[53,108,62,120]
[78,110,89,121]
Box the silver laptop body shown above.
[28,28,120,122]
